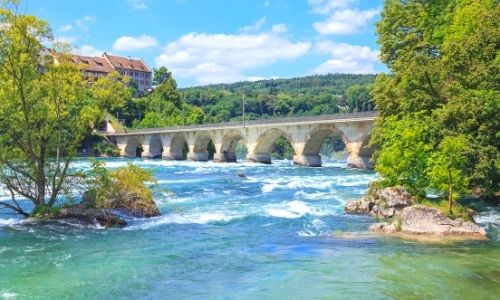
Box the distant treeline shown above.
[181,73,376,123]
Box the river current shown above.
[0,158,499,299]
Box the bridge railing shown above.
[104,111,377,135]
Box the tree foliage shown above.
[87,160,156,209]
[181,74,375,123]
[372,0,499,202]
[90,71,132,113]
[0,1,103,215]
[427,135,472,213]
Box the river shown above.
[0,158,499,299]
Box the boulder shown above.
[345,197,373,214]
[370,206,487,239]
[345,186,414,218]
[55,206,127,228]
[377,186,413,208]
[101,192,160,218]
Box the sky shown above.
[22,0,386,87]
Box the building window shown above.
[140,80,144,85]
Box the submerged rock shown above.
[370,206,487,239]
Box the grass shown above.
[418,198,474,222]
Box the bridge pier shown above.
[188,151,208,162]
[344,140,374,169]
[213,151,237,163]
[293,154,322,167]
[247,153,271,164]
[140,144,152,158]
[163,148,184,160]
[347,155,373,169]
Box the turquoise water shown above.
[0,158,499,299]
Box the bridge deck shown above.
[104,111,377,137]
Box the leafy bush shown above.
[93,142,120,157]
[86,160,157,209]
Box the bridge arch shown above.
[148,134,163,158]
[294,125,346,167]
[169,133,188,160]
[303,125,345,156]
[190,131,215,161]
[249,128,295,164]
[217,129,245,162]
[125,137,143,158]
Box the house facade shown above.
[71,53,152,95]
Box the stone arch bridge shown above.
[104,112,377,169]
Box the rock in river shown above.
[345,186,413,218]
[370,206,487,239]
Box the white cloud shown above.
[72,45,104,57]
[128,0,148,10]
[55,36,78,44]
[58,24,72,32]
[313,41,379,74]
[313,8,379,35]
[314,59,375,74]
[75,16,95,32]
[155,26,311,84]
[308,0,356,15]
[239,17,267,33]
[112,34,159,51]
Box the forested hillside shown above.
[181,74,376,123]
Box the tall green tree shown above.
[90,71,132,113]
[0,1,99,215]
[427,135,472,213]
[152,66,172,86]
[372,0,499,198]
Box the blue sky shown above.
[23,0,385,87]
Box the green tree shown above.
[346,84,373,112]
[90,71,132,113]
[152,66,172,86]
[372,0,499,198]
[427,135,472,213]
[154,77,182,108]
[0,1,99,215]
[374,115,435,197]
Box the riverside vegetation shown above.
[344,0,499,239]
[0,0,159,222]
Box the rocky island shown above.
[345,185,487,241]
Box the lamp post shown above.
[242,90,246,128]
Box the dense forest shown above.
[112,73,376,128]
[181,74,376,123]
